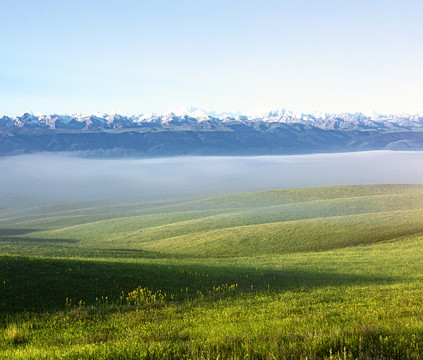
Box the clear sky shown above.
[1,0,422,116]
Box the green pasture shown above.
[0,184,423,359]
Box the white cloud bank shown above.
[0,151,422,207]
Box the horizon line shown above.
[3,106,423,119]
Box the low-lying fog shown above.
[1,151,423,207]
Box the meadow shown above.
[1,184,423,359]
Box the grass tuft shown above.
[4,324,28,345]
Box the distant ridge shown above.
[1,107,423,156]
[2,107,423,131]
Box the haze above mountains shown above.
[1,106,423,156]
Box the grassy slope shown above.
[1,184,423,359]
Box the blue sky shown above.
[1,0,422,116]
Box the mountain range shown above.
[2,106,423,131]
[1,107,423,156]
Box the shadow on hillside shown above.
[0,229,40,236]
[99,248,196,259]
[0,228,77,244]
[0,255,399,316]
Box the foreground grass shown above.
[2,282,423,359]
[1,185,423,359]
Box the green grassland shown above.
[1,184,423,359]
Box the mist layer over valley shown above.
[1,150,423,207]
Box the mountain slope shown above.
[2,108,423,156]
[3,108,423,131]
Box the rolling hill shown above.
[1,184,423,359]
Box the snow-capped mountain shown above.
[2,107,423,131]
[2,107,423,157]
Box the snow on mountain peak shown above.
[164,106,210,120]
[206,109,244,119]
[2,107,423,131]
